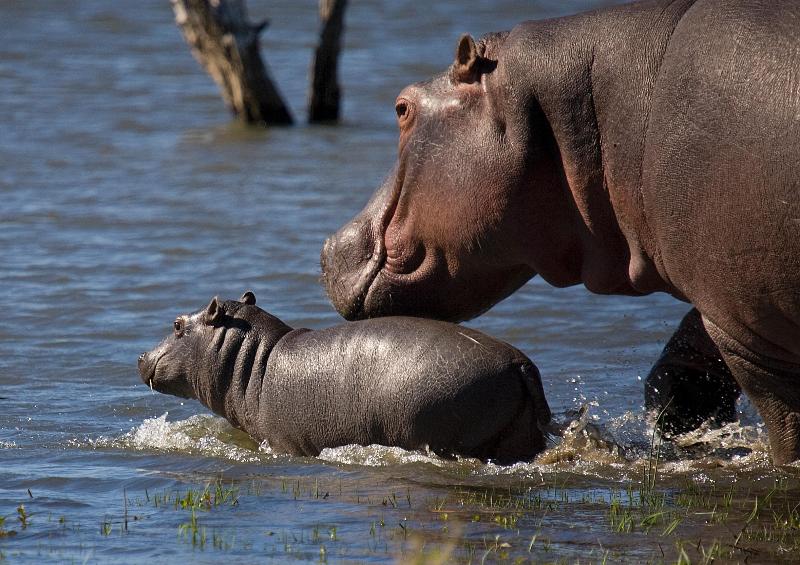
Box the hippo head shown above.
[137,292,292,409]
[321,32,576,322]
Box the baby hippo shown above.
[138,292,550,464]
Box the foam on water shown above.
[315,406,773,478]
[94,413,274,464]
[318,443,482,470]
[93,408,771,477]
[532,406,771,475]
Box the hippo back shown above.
[255,317,549,459]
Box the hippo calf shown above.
[137,292,550,463]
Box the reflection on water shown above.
[0,0,793,562]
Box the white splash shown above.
[481,403,772,478]
[100,413,271,464]
[87,405,773,477]
[319,444,450,467]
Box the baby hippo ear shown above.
[240,291,256,305]
[205,296,224,324]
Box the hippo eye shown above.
[395,99,413,127]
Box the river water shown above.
[1,1,796,563]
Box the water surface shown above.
[1,1,795,563]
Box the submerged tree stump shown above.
[308,0,347,123]
[172,0,293,125]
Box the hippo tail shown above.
[519,361,551,428]
[485,360,552,464]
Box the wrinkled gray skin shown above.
[321,0,800,463]
[137,292,551,463]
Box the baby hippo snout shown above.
[137,334,195,399]
[136,352,149,382]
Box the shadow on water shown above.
[0,0,796,563]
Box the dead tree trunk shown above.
[172,0,293,125]
[308,0,347,123]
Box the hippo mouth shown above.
[138,351,194,399]
[138,350,171,395]
[356,164,437,315]
[137,351,159,387]
[365,183,400,298]
[321,165,412,319]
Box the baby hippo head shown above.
[137,291,290,403]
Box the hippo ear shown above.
[240,291,256,305]
[205,296,224,324]
[452,34,482,84]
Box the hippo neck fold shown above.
[198,311,293,435]
[513,0,695,296]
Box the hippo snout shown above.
[137,352,150,382]
[137,337,198,400]
[137,351,154,385]
[320,220,384,320]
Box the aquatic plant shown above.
[2,466,799,563]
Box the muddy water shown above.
[1,1,796,563]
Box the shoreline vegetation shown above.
[2,454,799,564]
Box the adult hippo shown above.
[320,0,800,464]
[137,292,550,463]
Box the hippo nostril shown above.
[384,242,425,275]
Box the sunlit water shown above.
[0,1,795,563]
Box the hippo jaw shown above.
[322,224,534,323]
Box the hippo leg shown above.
[645,308,741,436]
[704,320,800,466]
